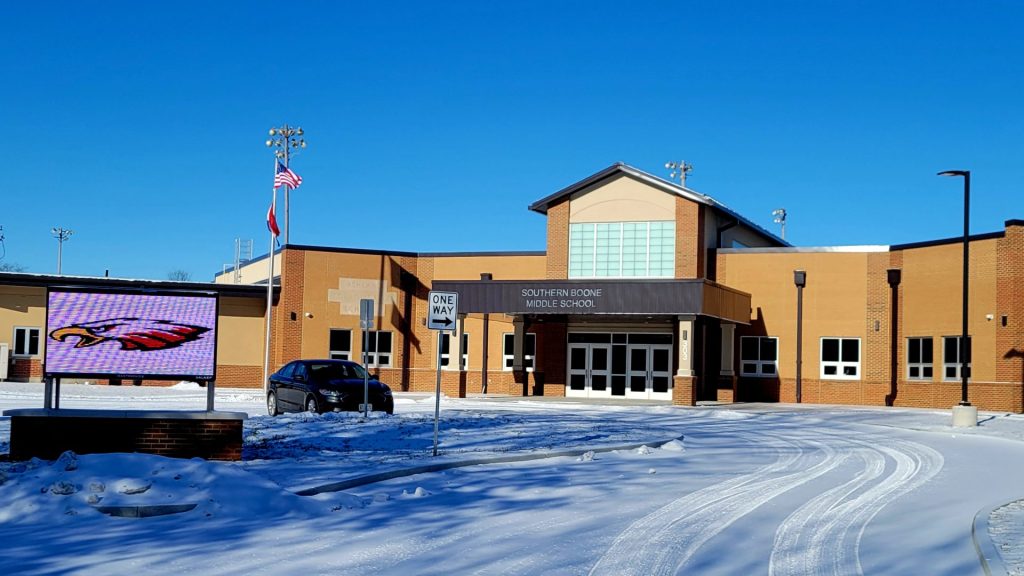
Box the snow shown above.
[1,381,1023,575]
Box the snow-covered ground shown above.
[1,381,1023,575]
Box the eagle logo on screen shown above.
[49,318,210,351]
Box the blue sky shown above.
[2,1,1022,280]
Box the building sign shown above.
[429,279,751,324]
[520,287,605,311]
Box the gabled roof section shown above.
[528,162,789,247]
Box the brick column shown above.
[996,220,1024,413]
[546,200,569,279]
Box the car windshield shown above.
[308,362,367,381]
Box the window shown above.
[740,336,778,377]
[907,337,933,380]
[502,333,536,372]
[568,221,676,278]
[943,336,971,381]
[329,329,351,360]
[820,337,860,379]
[363,331,393,367]
[439,332,469,370]
[13,327,40,357]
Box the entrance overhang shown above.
[430,279,751,325]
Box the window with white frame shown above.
[740,336,778,377]
[502,333,535,372]
[439,332,469,370]
[820,337,860,379]
[943,336,971,381]
[329,329,352,360]
[13,327,40,357]
[907,337,933,380]
[363,331,392,367]
[568,221,675,278]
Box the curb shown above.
[973,499,1016,576]
[94,503,198,518]
[294,435,684,496]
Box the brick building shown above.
[3,163,1022,412]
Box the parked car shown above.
[267,359,394,416]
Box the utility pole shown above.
[665,160,693,187]
[265,125,307,244]
[51,227,74,275]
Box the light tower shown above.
[772,208,787,240]
[665,160,693,187]
[51,227,74,275]
[265,125,307,244]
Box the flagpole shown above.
[262,175,276,395]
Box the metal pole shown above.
[433,330,444,456]
[796,285,802,403]
[283,127,290,245]
[960,172,971,406]
[794,270,806,404]
[363,329,370,417]
[262,164,277,395]
[57,238,63,275]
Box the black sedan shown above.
[267,359,394,415]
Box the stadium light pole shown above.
[51,227,74,275]
[265,125,307,245]
[665,160,693,187]
[937,170,972,408]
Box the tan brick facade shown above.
[546,200,569,280]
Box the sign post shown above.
[359,298,374,418]
[427,291,458,456]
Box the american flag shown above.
[274,162,302,190]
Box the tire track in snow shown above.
[769,435,943,576]
[589,430,845,576]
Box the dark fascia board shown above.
[0,272,273,299]
[419,251,545,258]
[891,230,1005,251]
[527,162,789,247]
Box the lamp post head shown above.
[937,170,969,178]
[794,270,807,287]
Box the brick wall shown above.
[742,376,1021,412]
[9,357,42,381]
[996,222,1024,409]
[675,198,705,279]
[673,375,697,406]
[546,200,569,279]
[274,249,306,370]
[9,414,244,461]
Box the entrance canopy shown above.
[430,279,751,324]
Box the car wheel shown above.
[305,395,320,414]
[267,391,279,416]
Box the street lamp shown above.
[938,169,976,427]
[794,270,806,404]
[51,227,73,275]
[266,125,307,244]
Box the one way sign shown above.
[427,291,458,331]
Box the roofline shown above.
[0,271,275,298]
[890,230,1005,251]
[527,162,789,247]
[719,245,890,254]
[216,244,546,277]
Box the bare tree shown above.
[0,262,27,272]
[167,269,192,281]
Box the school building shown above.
[2,163,1022,412]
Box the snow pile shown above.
[0,450,322,525]
[989,499,1024,575]
[660,438,685,452]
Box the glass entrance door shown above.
[566,343,612,398]
[626,344,674,400]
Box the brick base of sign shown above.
[5,410,246,461]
